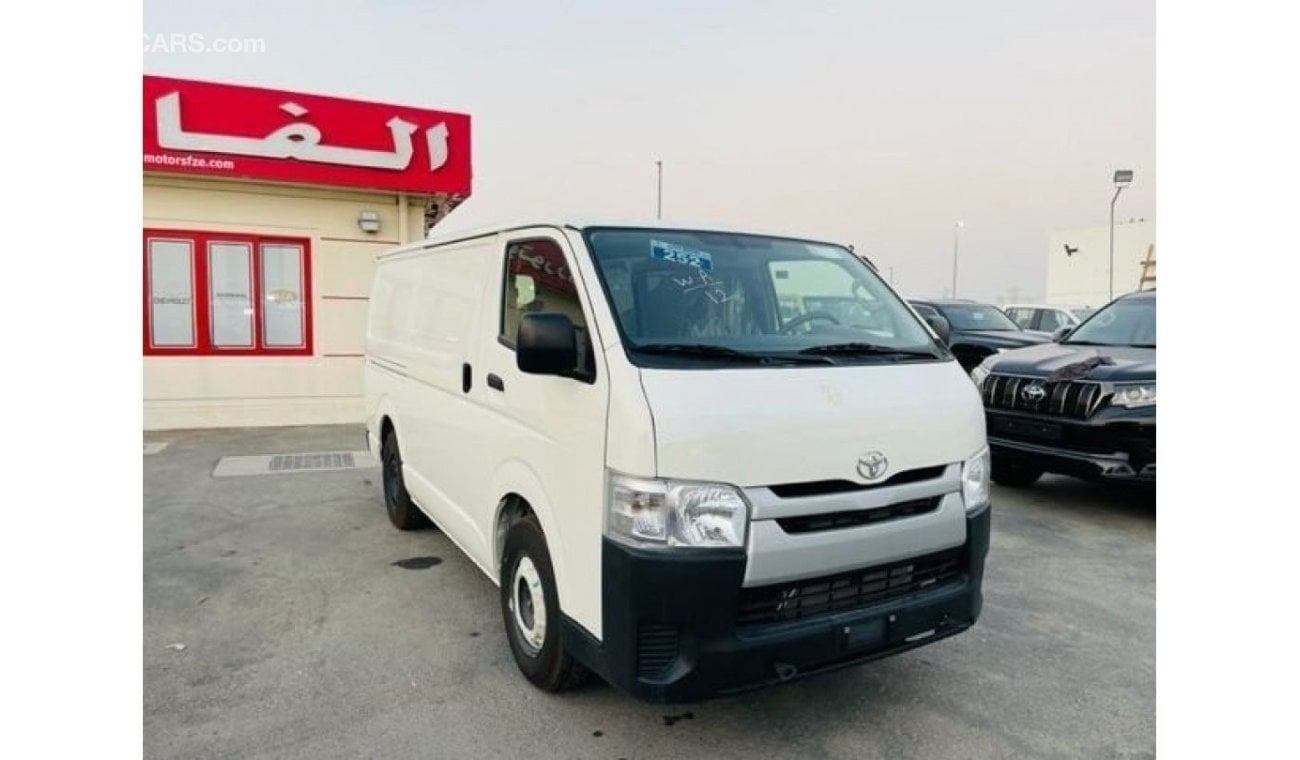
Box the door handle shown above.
[487,373,505,392]
[462,363,472,393]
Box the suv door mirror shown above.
[924,314,952,345]
[517,313,578,375]
[1051,326,1073,343]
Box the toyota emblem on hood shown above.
[857,451,889,481]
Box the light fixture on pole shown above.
[1109,169,1133,300]
[655,160,663,219]
[951,220,964,298]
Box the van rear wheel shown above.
[500,515,588,692]
[380,430,430,530]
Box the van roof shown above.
[380,218,849,259]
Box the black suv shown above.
[908,299,1050,372]
[972,290,1156,487]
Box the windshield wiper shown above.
[798,342,938,359]
[631,343,833,365]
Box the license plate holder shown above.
[887,608,950,643]
[839,618,886,651]
[992,416,1063,442]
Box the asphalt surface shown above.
[144,425,1155,759]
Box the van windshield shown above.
[582,228,944,367]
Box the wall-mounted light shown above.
[358,210,381,234]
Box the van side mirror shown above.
[924,314,951,345]
[1051,326,1073,343]
[517,313,578,375]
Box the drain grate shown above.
[268,452,356,472]
[213,450,376,478]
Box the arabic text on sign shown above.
[154,91,450,172]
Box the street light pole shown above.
[1109,169,1133,301]
[951,220,964,298]
[655,160,663,220]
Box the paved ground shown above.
[144,425,1155,760]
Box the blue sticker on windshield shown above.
[651,240,713,272]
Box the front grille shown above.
[983,374,1104,419]
[768,465,946,498]
[636,623,679,678]
[776,496,941,534]
[736,548,964,627]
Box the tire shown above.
[380,429,430,530]
[499,515,588,692]
[992,460,1044,488]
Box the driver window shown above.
[501,238,588,345]
[769,260,886,334]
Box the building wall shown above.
[143,175,429,430]
[1045,219,1155,309]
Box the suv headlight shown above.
[1110,383,1155,408]
[606,472,749,549]
[970,356,996,390]
[961,447,991,513]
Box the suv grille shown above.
[983,374,1104,419]
[736,548,964,627]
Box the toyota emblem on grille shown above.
[1022,383,1047,402]
[857,451,889,481]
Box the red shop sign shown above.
[143,75,472,195]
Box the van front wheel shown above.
[380,430,430,530]
[500,516,588,692]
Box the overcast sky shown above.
[144,0,1154,302]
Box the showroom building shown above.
[143,75,472,430]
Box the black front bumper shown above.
[562,507,990,703]
[986,408,1155,483]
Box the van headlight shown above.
[606,472,748,549]
[961,447,991,513]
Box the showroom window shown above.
[144,229,312,356]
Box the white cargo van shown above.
[364,220,990,702]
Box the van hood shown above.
[638,360,986,488]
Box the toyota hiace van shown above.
[364,220,991,702]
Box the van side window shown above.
[500,238,588,345]
[500,238,596,379]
